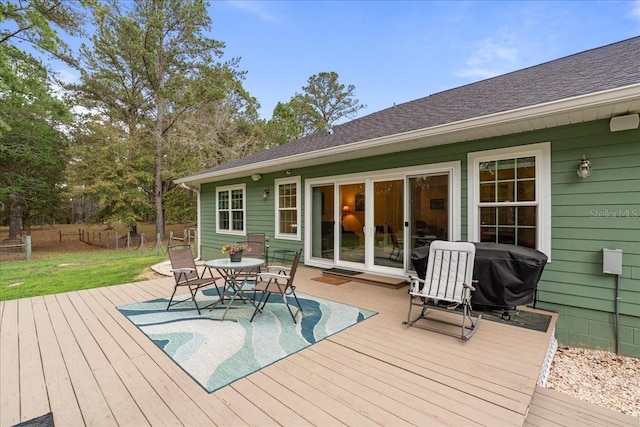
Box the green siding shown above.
[197,118,640,357]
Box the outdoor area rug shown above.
[117,288,377,393]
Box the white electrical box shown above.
[602,248,623,275]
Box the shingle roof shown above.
[190,36,640,178]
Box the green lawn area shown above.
[0,251,167,301]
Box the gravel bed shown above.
[546,346,640,418]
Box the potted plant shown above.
[221,243,250,262]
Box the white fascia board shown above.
[176,84,640,186]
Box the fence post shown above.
[116,232,119,250]
[78,229,82,241]
[127,232,131,251]
[59,230,62,243]
[156,232,161,255]
[139,233,145,254]
[23,235,31,261]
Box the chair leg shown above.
[283,292,302,323]
[250,291,269,322]
[167,286,179,311]
[167,284,202,315]
[190,285,202,315]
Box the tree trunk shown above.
[8,193,22,239]
[154,95,166,241]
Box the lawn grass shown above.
[0,251,167,301]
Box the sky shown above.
[201,0,640,121]
[57,0,640,121]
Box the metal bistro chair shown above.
[403,240,481,340]
[250,248,303,323]
[236,233,269,284]
[167,245,221,314]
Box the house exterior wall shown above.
[199,118,640,357]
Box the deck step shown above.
[322,269,407,289]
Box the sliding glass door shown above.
[307,163,458,274]
[408,173,450,260]
[372,179,404,268]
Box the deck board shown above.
[0,299,20,426]
[2,266,637,426]
[524,386,638,427]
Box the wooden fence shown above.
[0,236,31,260]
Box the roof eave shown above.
[176,84,640,186]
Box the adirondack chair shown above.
[403,240,481,340]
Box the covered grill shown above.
[411,242,548,315]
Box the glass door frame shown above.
[304,161,461,274]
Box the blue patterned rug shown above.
[118,288,376,392]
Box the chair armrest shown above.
[171,268,195,274]
[266,265,291,273]
[464,280,477,292]
[259,272,290,281]
[408,276,426,294]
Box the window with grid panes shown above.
[469,143,551,257]
[478,157,537,248]
[275,177,300,239]
[216,185,245,234]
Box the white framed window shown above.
[467,142,551,258]
[216,184,246,235]
[275,176,301,240]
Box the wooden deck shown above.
[1,266,635,426]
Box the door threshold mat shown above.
[312,276,350,285]
[323,268,362,276]
[322,270,407,289]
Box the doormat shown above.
[13,412,54,427]
[323,268,361,276]
[312,276,350,285]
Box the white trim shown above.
[274,176,301,241]
[215,183,246,236]
[467,142,551,259]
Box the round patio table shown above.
[204,257,264,320]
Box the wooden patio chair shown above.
[167,244,221,314]
[250,248,303,323]
[403,240,481,340]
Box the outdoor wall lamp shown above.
[263,189,270,199]
[577,155,592,179]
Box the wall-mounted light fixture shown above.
[263,189,270,199]
[251,173,262,182]
[577,155,592,179]
[284,169,291,175]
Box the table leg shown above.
[209,267,259,321]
